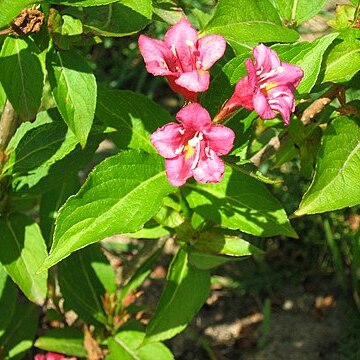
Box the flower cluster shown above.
[138,18,303,186]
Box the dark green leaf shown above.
[145,249,210,343]
[0,302,39,359]
[35,328,86,357]
[0,36,45,120]
[75,0,153,37]
[96,90,172,153]
[193,232,264,257]
[48,49,97,147]
[295,116,360,215]
[0,263,17,338]
[58,244,115,325]
[0,214,48,304]
[184,166,297,238]
[203,0,298,45]
[188,251,233,270]
[4,110,79,176]
[152,0,184,24]
[40,150,176,271]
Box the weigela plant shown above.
[138,18,226,101]
[215,44,304,125]
[150,103,235,186]
[0,1,359,359]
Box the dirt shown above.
[166,277,348,360]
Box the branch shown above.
[250,85,345,167]
[0,100,19,160]
[300,85,346,125]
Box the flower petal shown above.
[197,34,226,70]
[138,35,177,76]
[253,91,276,119]
[253,44,281,72]
[204,125,235,155]
[165,155,193,186]
[268,86,295,125]
[175,70,210,92]
[164,18,198,73]
[150,122,184,158]
[193,149,225,183]
[166,76,198,101]
[176,103,212,131]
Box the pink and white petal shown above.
[164,18,198,72]
[197,34,226,70]
[166,76,198,101]
[252,44,281,72]
[253,91,276,119]
[233,74,256,110]
[193,150,225,184]
[176,103,212,131]
[165,155,193,186]
[269,89,295,125]
[268,62,304,87]
[150,122,185,158]
[175,70,210,92]
[138,35,178,76]
[204,125,235,155]
[281,62,304,87]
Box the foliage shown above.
[0,0,359,358]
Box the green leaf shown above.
[48,9,83,50]
[183,166,297,238]
[0,302,39,359]
[96,90,172,153]
[295,116,360,215]
[0,0,34,28]
[47,48,97,147]
[74,0,153,37]
[145,249,210,343]
[39,175,80,247]
[119,248,162,303]
[0,214,48,304]
[193,232,264,257]
[0,36,45,120]
[0,263,17,338]
[58,244,115,325]
[35,328,86,358]
[152,0,184,25]
[50,0,120,6]
[271,0,328,24]
[322,34,360,83]
[203,0,298,45]
[271,33,339,94]
[188,251,232,270]
[108,331,174,360]
[40,150,176,271]
[4,110,79,176]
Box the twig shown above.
[250,85,345,167]
[300,85,346,125]
[0,100,20,162]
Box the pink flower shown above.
[35,352,76,360]
[138,18,226,101]
[151,103,235,186]
[215,44,303,125]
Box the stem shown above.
[0,100,19,156]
